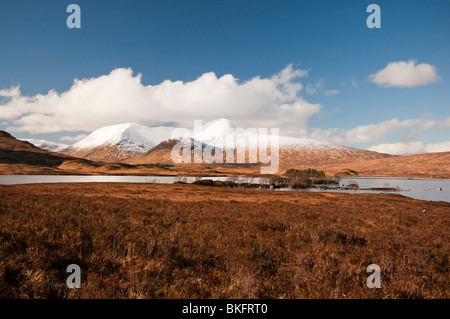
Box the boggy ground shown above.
[0,183,448,299]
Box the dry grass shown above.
[0,183,449,299]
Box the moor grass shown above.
[0,183,448,299]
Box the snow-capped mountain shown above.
[22,139,70,153]
[195,118,344,151]
[65,122,176,161]
[126,118,390,168]
[72,122,175,152]
[58,118,390,164]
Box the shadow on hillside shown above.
[0,149,71,167]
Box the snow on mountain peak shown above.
[72,122,175,153]
[196,118,342,150]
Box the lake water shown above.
[282,177,449,203]
[0,175,448,203]
[0,175,265,185]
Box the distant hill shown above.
[0,131,71,167]
[323,151,450,178]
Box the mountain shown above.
[22,139,70,153]
[126,118,392,171]
[12,119,394,172]
[61,118,363,164]
[0,130,175,175]
[126,137,211,165]
[195,118,345,151]
[2,129,448,177]
[64,122,176,162]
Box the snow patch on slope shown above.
[23,139,70,152]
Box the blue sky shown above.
[0,0,449,154]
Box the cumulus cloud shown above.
[368,141,450,155]
[0,65,320,136]
[60,134,87,142]
[370,60,441,87]
[0,86,20,98]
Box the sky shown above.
[0,0,449,155]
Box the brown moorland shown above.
[0,183,448,299]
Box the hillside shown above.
[0,131,72,167]
[0,131,173,176]
[324,151,450,178]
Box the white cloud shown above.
[0,65,320,136]
[323,89,340,97]
[310,118,425,145]
[310,116,450,155]
[368,141,450,155]
[425,142,450,153]
[370,60,441,88]
[0,86,20,98]
[60,134,87,142]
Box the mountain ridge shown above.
[62,118,359,162]
[1,130,449,178]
